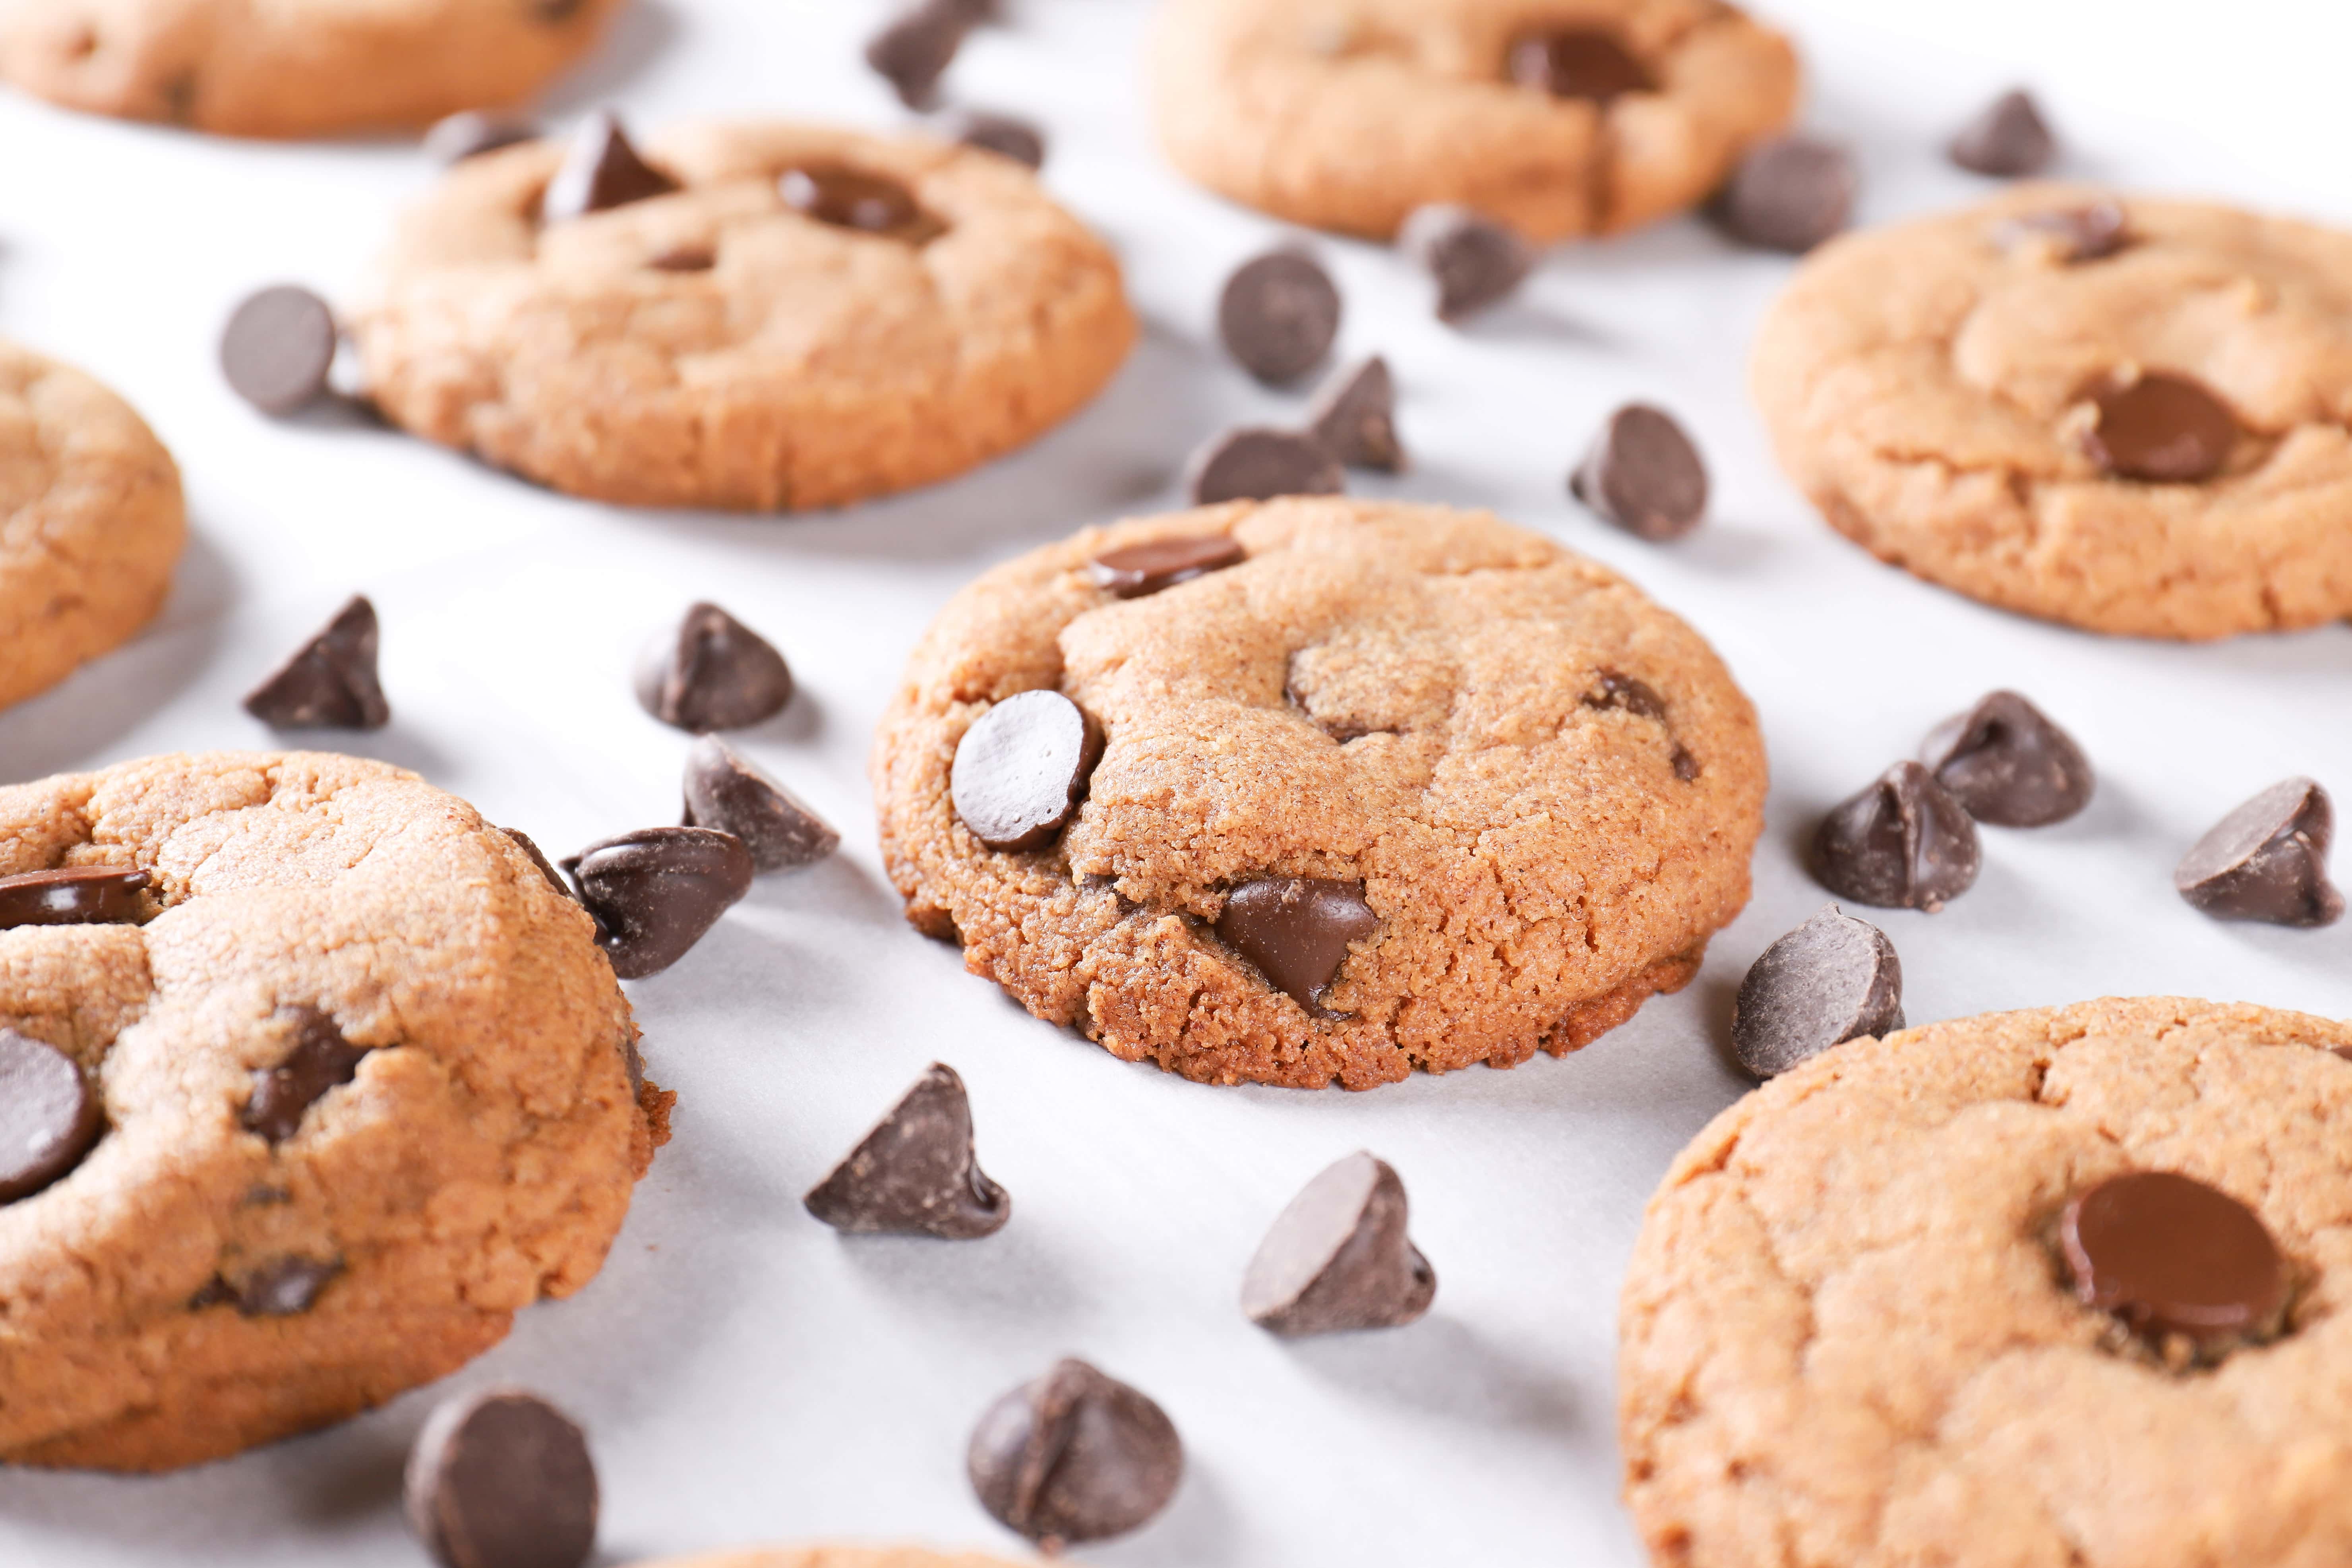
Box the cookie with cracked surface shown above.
[350,118,1136,510]
[871,498,1766,1090]
[0,751,668,1472]
[632,1550,1029,1568]
[0,0,625,139]
[1151,0,1799,242]
[1754,186,2352,639]
[1620,995,2352,1568]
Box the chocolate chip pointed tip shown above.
[1398,204,1533,320]
[951,689,1102,851]
[1186,427,1345,506]
[2176,777,2342,927]
[804,1062,1009,1239]
[2061,1171,2288,1355]
[1306,356,1405,472]
[243,594,390,731]
[1919,690,2095,827]
[563,827,756,979]
[1730,906,1903,1079]
[681,738,839,872]
[0,1029,103,1204]
[1218,249,1342,385]
[1215,876,1381,1010]
[1571,403,1708,541]
[1811,761,1980,912]
[968,1358,1183,1549]
[1949,88,2056,178]
[1243,1152,1435,1337]
[1714,135,1855,253]
[635,602,795,734]
[406,1387,599,1568]
[221,285,339,415]
[540,110,677,223]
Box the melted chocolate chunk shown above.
[406,1387,599,1568]
[1088,536,1246,598]
[0,867,149,929]
[804,1063,1010,1239]
[2083,373,2238,482]
[780,166,937,240]
[1506,28,1652,101]
[1730,907,1903,1079]
[1215,877,1381,1010]
[2062,1171,2289,1356]
[0,1030,103,1203]
[1242,1152,1436,1337]
[242,1007,372,1144]
[1811,761,1981,912]
[968,1359,1183,1550]
[950,690,1102,851]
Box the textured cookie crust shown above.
[0,339,184,714]
[0,751,666,1472]
[1754,187,2352,639]
[634,1550,1029,1568]
[1152,0,1799,242]
[0,0,625,138]
[351,120,1137,511]
[1620,996,2352,1568]
[873,499,1767,1090]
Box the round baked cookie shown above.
[0,340,183,713]
[633,1550,1028,1568]
[350,118,1138,511]
[1151,0,1799,242]
[0,0,625,138]
[1620,996,2352,1568]
[1754,186,2352,639]
[0,751,668,1472]
[872,498,1767,1091]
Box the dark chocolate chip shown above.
[1506,28,1652,101]
[220,285,338,416]
[1571,403,1708,541]
[1306,356,1405,472]
[2175,777,2343,927]
[865,2,969,109]
[2061,1171,2289,1353]
[242,1007,372,1144]
[804,1062,1010,1239]
[540,110,678,223]
[1186,428,1346,506]
[0,866,149,929]
[1811,761,1980,912]
[944,109,1045,169]
[1088,535,1246,598]
[0,1030,102,1203]
[647,243,716,273]
[1994,202,2128,263]
[1919,690,2095,827]
[233,1256,341,1317]
[243,594,391,730]
[502,827,578,900]
[562,828,756,980]
[423,110,538,165]
[1671,744,1701,782]
[950,689,1101,851]
[1713,135,1855,253]
[1729,906,1903,1079]
[1586,670,1666,720]
[1241,1152,1435,1337]
[1398,203,1533,321]
[780,165,934,239]
[633,602,794,734]
[406,1387,599,1568]
[681,737,840,872]
[1215,877,1380,1010]
[2083,373,2237,483]
[1218,250,1342,386]
[968,1359,1183,1550]
[1949,89,2056,178]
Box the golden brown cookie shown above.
[871,498,1767,1091]
[1620,996,2352,1568]
[0,751,667,1472]
[1753,187,2352,639]
[1151,0,1800,241]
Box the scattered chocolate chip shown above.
[0,867,149,929]
[865,1,969,109]
[2175,777,2343,927]
[634,602,795,734]
[1398,203,1533,321]
[1215,877,1380,1010]
[681,737,840,872]
[1571,403,1709,541]
[1088,535,1246,598]
[1306,356,1404,472]
[1811,761,1980,912]
[943,108,1045,169]
[2061,1171,2289,1353]
[1218,250,1342,386]
[233,1256,341,1317]
[1994,201,2128,263]
[540,110,678,224]
[1506,28,1652,101]
[1949,89,2056,177]
[647,243,716,272]
[804,1063,1010,1239]
[562,828,756,980]
[241,1007,372,1144]
[243,594,391,730]
[220,285,339,416]
[968,1359,1183,1551]
[1586,670,1666,719]
[1713,135,1855,253]
[1242,1152,1435,1337]
[0,1030,102,1203]
[501,827,577,900]
[780,165,932,238]
[1729,906,1903,1079]
[2083,373,2237,483]
[1186,427,1346,506]
[1918,691,2095,827]
[950,689,1101,851]
[423,110,538,164]
[406,1388,599,1568]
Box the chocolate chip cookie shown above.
[871,498,1767,1090]
[0,751,667,1471]
[351,116,1136,510]
[1621,996,2352,1567]
[1754,187,2352,639]
[1152,0,1800,241]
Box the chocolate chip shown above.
[242,1007,372,1144]
[1241,1152,1435,1337]
[1217,250,1342,386]
[634,602,794,734]
[1811,761,1980,912]
[1398,203,1533,321]
[1215,877,1380,1010]
[0,1030,102,1203]
[406,1388,599,1568]
[243,594,391,730]
[1088,535,1246,598]
[865,1,969,109]
[220,285,338,415]
[1571,403,1708,541]
[1586,670,1666,720]
[0,867,149,929]
[2061,1171,2289,1353]
[1949,89,2056,177]
[501,827,578,900]
[804,1063,1010,1239]
[647,243,716,273]
[423,110,538,164]
[540,110,678,224]
[2175,777,2343,927]
[1713,135,1855,253]
[562,828,756,980]
[1994,202,2128,263]
[968,1359,1183,1551]
[1672,745,1701,782]
[1506,28,1652,101]
[1306,356,1404,472]
[2083,373,2237,483]
[681,737,840,872]
[1729,907,1903,1079]
[780,166,933,239]
[1919,691,2095,827]
[950,689,1101,851]
[1186,428,1346,506]
[944,109,1045,169]
[233,1256,341,1317]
